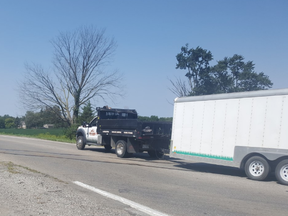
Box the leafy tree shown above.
[23,107,69,129]
[14,117,22,128]
[171,45,273,97]
[0,117,5,128]
[24,111,43,129]
[138,116,157,122]
[40,106,68,128]
[159,117,173,122]
[0,115,18,128]
[78,101,95,124]
[212,54,273,93]
[173,44,213,96]
[19,26,123,126]
[5,118,15,129]
[138,115,172,122]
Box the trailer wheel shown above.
[245,156,270,181]
[76,136,85,150]
[275,159,288,185]
[115,140,128,158]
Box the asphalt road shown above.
[1,135,288,216]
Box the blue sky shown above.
[0,0,287,118]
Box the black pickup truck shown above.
[76,106,172,158]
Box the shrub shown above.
[64,124,79,140]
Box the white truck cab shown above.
[77,117,102,145]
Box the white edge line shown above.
[73,181,169,216]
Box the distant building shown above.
[18,121,26,129]
[43,124,54,129]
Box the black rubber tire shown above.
[76,136,85,150]
[115,140,128,158]
[275,159,288,185]
[245,156,270,181]
[104,145,112,151]
[148,150,164,159]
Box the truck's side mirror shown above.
[82,122,87,127]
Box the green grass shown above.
[0,128,63,136]
[0,161,20,174]
[0,128,75,143]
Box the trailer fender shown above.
[234,146,288,169]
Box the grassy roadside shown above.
[0,161,40,174]
[0,128,75,143]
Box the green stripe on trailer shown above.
[172,150,233,161]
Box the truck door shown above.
[86,118,100,143]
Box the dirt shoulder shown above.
[0,161,139,216]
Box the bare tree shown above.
[168,77,189,97]
[19,26,122,125]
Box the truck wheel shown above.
[275,159,288,185]
[245,156,270,181]
[115,140,128,158]
[76,136,86,150]
[104,145,112,151]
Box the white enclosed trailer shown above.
[170,88,288,185]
